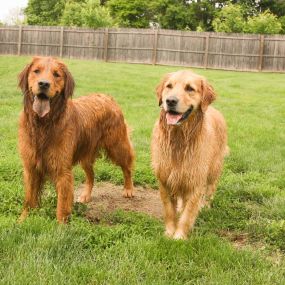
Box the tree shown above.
[245,10,282,34]
[151,0,192,30]
[279,16,285,34]
[188,1,217,31]
[107,0,152,28]
[83,0,115,28]
[61,0,115,28]
[148,0,219,31]
[212,4,245,33]
[259,0,285,17]
[61,1,85,27]
[25,0,65,26]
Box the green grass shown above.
[0,55,285,284]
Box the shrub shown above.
[244,10,282,34]
[212,4,245,33]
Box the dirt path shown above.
[75,182,163,221]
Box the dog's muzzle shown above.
[165,106,193,125]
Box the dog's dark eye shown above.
[185,84,194,92]
[53,71,60,78]
[34,69,40,74]
[166,83,173,89]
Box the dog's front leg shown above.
[55,170,74,223]
[160,184,177,238]
[18,166,43,223]
[173,189,203,240]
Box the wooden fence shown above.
[0,25,285,72]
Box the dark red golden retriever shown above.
[18,57,134,223]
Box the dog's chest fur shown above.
[152,119,210,194]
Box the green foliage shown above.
[25,0,65,26]
[186,1,217,31]
[279,16,285,34]
[213,4,283,34]
[245,10,282,34]
[152,1,192,30]
[259,0,285,17]
[107,0,151,28]
[61,1,84,27]
[107,0,217,31]
[83,0,115,28]
[61,0,115,28]
[212,4,246,33]
[24,0,285,33]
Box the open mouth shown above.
[33,93,50,118]
[166,106,193,125]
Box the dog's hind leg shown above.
[18,167,43,223]
[205,161,222,207]
[78,162,94,203]
[204,182,217,208]
[105,131,134,198]
[108,147,134,198]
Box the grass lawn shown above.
[0,55,285,284]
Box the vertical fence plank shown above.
[17,25,23,56]
[258,34,265,71]
[204,33,210,68]
[152,29,158,65]
[103,28,109,62]
[59,26,64,57]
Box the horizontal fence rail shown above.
[0,25,285,72]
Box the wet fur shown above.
[151,70,228,239]
[18,57,134,223]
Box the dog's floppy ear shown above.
[201,79,216,112]
[62,63,75,99]
[155,73,171,107]
[18,62,33,94]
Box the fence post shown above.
[59,26,64,57]
[258,34,265,71]
[204,33,210,68]
[17,25,23,56]
[103,28,109,62]
[152,29,158,65]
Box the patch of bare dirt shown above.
[219,230,250,249]
[75,182,163,221]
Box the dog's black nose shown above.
[166,96,178,107]
[38,80,50,89]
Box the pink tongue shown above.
[166,113,182,125]
[33,96,50,118]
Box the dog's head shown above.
[156,70,216,125]
[18,57,75,118]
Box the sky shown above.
[0,0,28,22]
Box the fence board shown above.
[0,25,285,72]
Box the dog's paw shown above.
[78,193,92,203]
[18,209,29,223]
[173,230,187,240]
[164,228,175,238]
[123,188,134,198]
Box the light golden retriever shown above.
[151,70,228,240]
